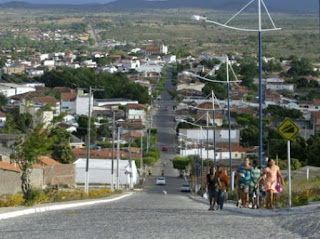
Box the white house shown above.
[266,83,294,92]
[127,103,147,124]
[163,55,176,63]
[75,92,93,116]
[43,60,55,66]
[73,158,139,186]
[82,60,97,68]
[0,86,16,98]
[40,54,50,61]
[179,128,240,145]
[61,92,77,114]
[136,64,163,74]
[0,112,6,128]
[94,99,138,107]
[160,44,168,55]
[0,83,36,97]
[122,59,141,70]
[101,66,118,74]
[28,69,45,77]
[265,78,284,83]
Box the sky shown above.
[5,0,115,4]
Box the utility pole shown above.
[116,127,120,189]
[85,87,92,195]
[140,136,143,175]
[211,91,217,168]
[206,111,209,173]
[128,137,133,189]
[111,110,115,192]
[84,86,104,194]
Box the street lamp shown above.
[183,58,240,196]
[180,118,207,195]
[192,0,281,168]
[190,91,223,168]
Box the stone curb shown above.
[0,192,133,221]
[189,194,320,217]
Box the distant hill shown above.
[105,0,318,13]
[1,0,318,13]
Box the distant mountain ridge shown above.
[1,0,318,13]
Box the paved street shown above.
[0,67,319,238]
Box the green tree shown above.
[16,113,33,134]
[143,156,156,166]
[1,114,19,134]
[49,127,74,164]
[75,115,97,143]
[306,135,320,166]
[12,124,54,200]
[0,93,8,109]
[97,124,111,138]
[172,157,191,170]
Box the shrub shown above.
[97,142,112,148]
[25,189,48,206]
[0,194,25,207]
[143,156,156,166]
[292,194,309,206]
[277,158,301,170]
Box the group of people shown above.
[205,157,284,210]
[236,157,284,209]
[206,165,229,211]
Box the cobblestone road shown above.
[0,185,319,239]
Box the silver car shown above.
[156,177,166,185]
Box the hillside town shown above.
[0,39,320,195]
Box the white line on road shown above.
[0,193,133,220]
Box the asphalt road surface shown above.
[1,67,319,239]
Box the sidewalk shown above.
[0,192,133,220]
[189,194,320,217]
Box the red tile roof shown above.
[127,103,147,109]
[35,96,59,104]
[122,132,142,138]
[0,161,21,173]
[38,156,61,166]
[61,92,77,100]
[146,47,160,52]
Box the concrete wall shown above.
[0,170,21,195]
[44,164,75,186]
[30,168,44,189]
[0,165,75,195]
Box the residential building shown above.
[266,82,294,92]
[127,103,147,124]
[61,92,77,114]
[20,96,60,128]
[73,158,139,186]
[0,112,6,128]
[0,83,36,97]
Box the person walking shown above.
[217,165,229,211]
[236,158,251,208]
[249,159,261,209]
[256,158,284,209]
[206,166,218,210]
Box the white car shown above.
[180,184,191,192]
[156,177,166,185]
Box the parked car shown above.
[156,177,166,185]
[162,146,168,151]
[180,184,191,192]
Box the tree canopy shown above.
[39,67,151,104]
